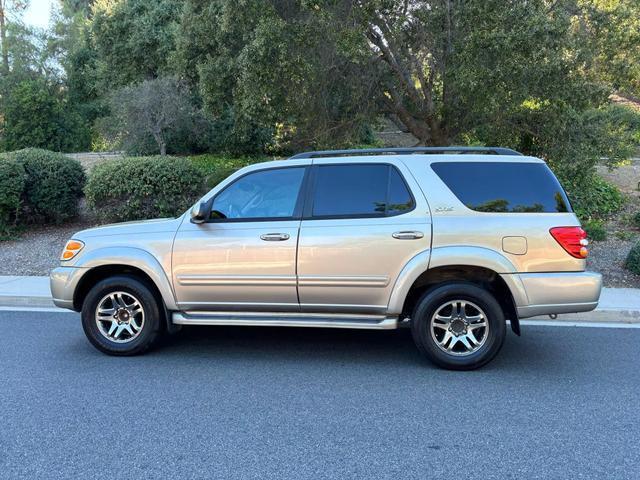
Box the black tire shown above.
[81,275,163,356]
[411,283,506,370]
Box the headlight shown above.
[61,240,85,261]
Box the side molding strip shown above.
[172,311,398,330]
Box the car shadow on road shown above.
[144,324,567,373]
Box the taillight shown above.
[549,227,588,258]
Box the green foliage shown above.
[7,149,86,224]
[549,105,640,180]
[60,0,95,17]
[0,157,26,236]
[3,0,639,176]
[476,102,640,194]
[91,0,181,90]
[175,0,377,153]
[564,174,624,221]
[614,230,636,241]
[98,76,211,156]
[0,76,91,152]
[207,108,275,156]
[0,148,85,231]
[189,154,264,188]
[632,211,640,229]
[581,0,640,97]
[625,242,640,275]
[85,156,205,222]
[583,220,607,241]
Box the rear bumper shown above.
[502,271,602,319]
[50,266,87,310]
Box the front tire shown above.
[81,275,163,356]
[411,283,506,370]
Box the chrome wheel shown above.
[95,291,145,343]
[430,300,488,356]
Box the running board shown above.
[172,311,398,330]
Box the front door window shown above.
[211,167,306,220]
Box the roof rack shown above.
[289,146,522,159]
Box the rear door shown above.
[297,160,431,314]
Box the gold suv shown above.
[51,147,601,369]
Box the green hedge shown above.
[11,149,86,223]
[189,154,263,188]
[626,242,640,275]
[583,219,607,241]
[85,156,205,222]
[0,149,85,231]
[0,158,26,236]
[566,174,624,221]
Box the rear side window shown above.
[310,164,414,218]
[431,162,571,213]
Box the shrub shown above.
[7,149,85,224]
[614,230,636,241]
[625,242,640,275]
[0,158,26,236]
[85,156,205,222]
[0,76,91,152]
[583,220,607,241]
[566,174,624,221]
[632,211,640,229]
[190,154,263,188]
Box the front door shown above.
[172,165,308,311]
[297,161,431,314]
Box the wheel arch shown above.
[71,246,177,314]
[388,247,521,335]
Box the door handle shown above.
[260,233,290,241]
[392,231,424,240]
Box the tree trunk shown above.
[151,127,167,156]
[0,2,9,74]
[367,19,451,147]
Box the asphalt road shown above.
[1,311,639,480]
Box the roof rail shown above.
[289,146,522,159]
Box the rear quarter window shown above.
[431,161,571,213]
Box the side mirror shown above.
[190,198,213,224]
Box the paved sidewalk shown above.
[0,276,57,309]
[0,275,639,322]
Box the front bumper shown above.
[50,266,87,310]
[505,271,602,319]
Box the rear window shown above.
[431,162,571,213]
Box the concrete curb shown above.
[529,309,640,324]
[0,276,59,309]
[0,276,639,322]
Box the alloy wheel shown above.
[95,291,145,343]
[430,299,489,356]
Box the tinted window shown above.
[211,167,305,220]
[311,164,414,218]
[431,162,571,213]
[388,167,414,215]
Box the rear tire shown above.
[411,283,506,370]
[81,275,163,356]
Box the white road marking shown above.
[0,306,70,313]
[518,319,640,329]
